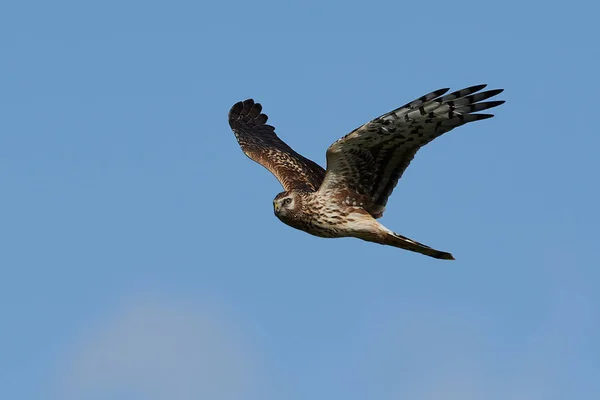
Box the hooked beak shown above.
[274,202,280,212]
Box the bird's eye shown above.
[283,198,292,206]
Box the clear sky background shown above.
[1,1,599,399]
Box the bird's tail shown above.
[382,231,455,260]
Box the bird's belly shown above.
[304,224,341,238]
[306,207,374,238]
[277,205,369,239]
[279,216,344,238]
[305,214,357,238]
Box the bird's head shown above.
[273,190,302,220]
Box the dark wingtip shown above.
[229,99,256,118]
[475,100,505,112]
[241,99,256,117]
[481,88,504,98]
[438,252,455,260]
[228,98,270,128]
[473,113,495,120]
[228,99,251,120]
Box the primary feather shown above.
[227,85,504,259]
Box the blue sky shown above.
[1,1,599,399]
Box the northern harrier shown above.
[228,85,504,260]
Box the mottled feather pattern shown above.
[228,85,504,260]
[320,84,504,218]
[228,99,325,192]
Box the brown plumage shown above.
[228,85,504,260]
[228,100,325,192]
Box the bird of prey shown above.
[228,85,504,260]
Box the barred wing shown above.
[228,99,325,192]
[319,84,504,218]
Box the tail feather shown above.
[384,232,455,260]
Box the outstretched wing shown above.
[228,99,325,192]
[318,84,504,218]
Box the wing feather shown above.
[319,85,504,218]
[228,99,325,192]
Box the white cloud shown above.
[55,294,262,400]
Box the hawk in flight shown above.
[228,85,504,260]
